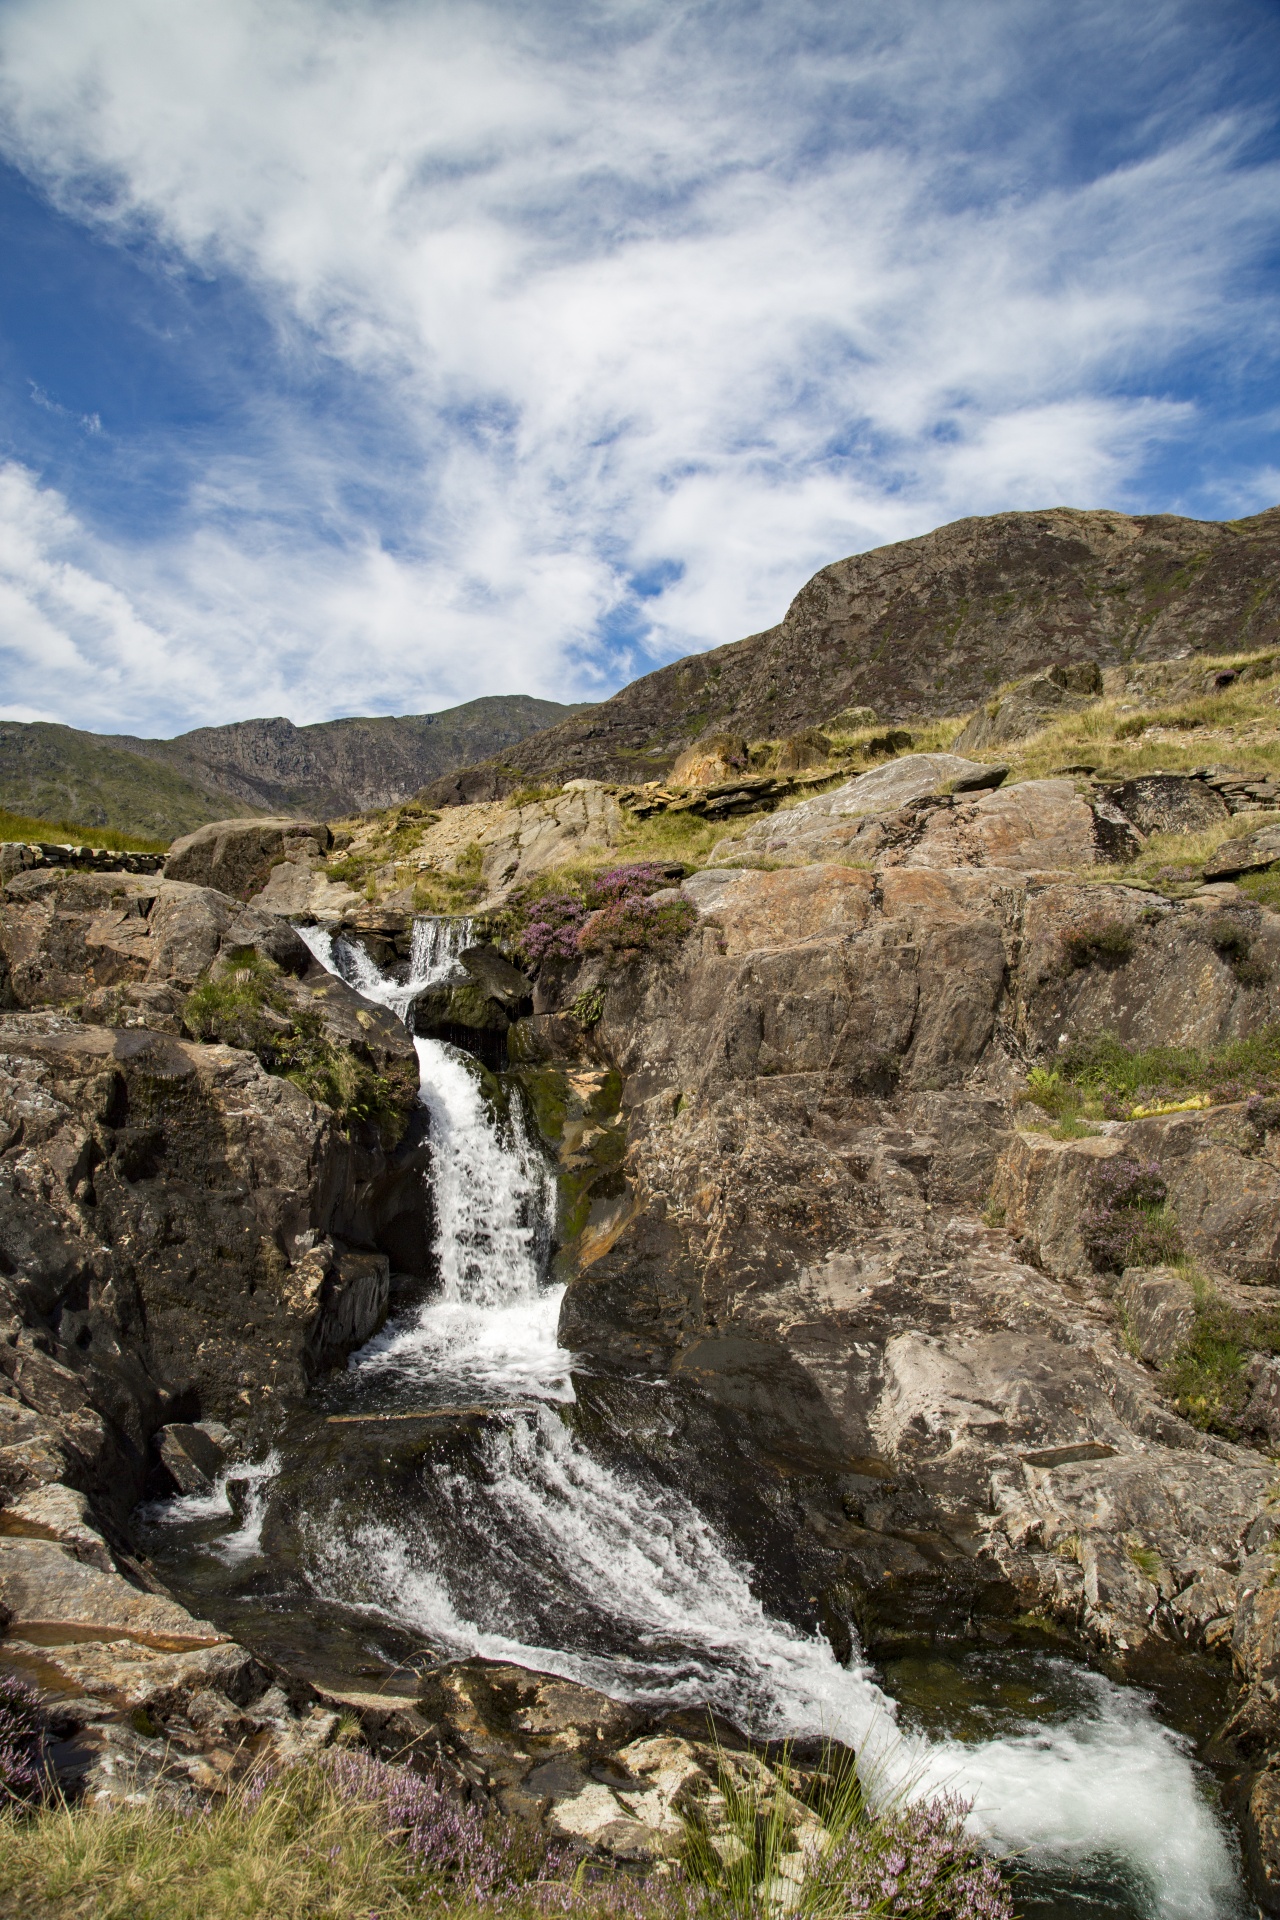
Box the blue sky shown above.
[0,0,1278,736]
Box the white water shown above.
[354,1036,568,1400]
[298,915,473,1023]
[147,1452,281,1564]
[293,918,1245,1918]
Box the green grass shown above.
[0,1767,417,1920]
[1057,1026,1280,1111]
[680,1736,1010,1919]
[0,807,168,854]
[1240,869,1280,911]
[1164,1290,1280,1434]
[0,722,234,844]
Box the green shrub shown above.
[1164,1293,1280,1433]
[1059,915,1136,970]
[1202,917,1270,987]
[1019,1066,1082,1119]
[184,952,405,1141]
[680,1738,1012,1920]
[570,985,605,1027]
[1057,1026,1280,1112]
[1081,1157,1183,1272]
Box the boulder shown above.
[713,753,990,864]
[155,1420,231,1497]
[164,818,332,899]
[670,734,749,786]
[0,867,312,1011]
[1116,1266,1197,1365]
[1204,824,1280,880]
[1102,774,1229,836]
[0,1015,424,1439]
[459,944,532,1008]
[0,1534,221,1641]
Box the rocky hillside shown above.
[8,742,1280,1898]
[0,696,593,842]
[424,505,1280,799]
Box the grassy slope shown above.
[0,724,238,843]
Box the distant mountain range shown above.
[0,697,595,841]
[422,505,1280,801]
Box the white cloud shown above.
[0,0,1276,731]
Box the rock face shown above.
[423,504,1280,794]
[0,850,444,1814]
[484,814,1280,1894]
[953,662,1104,751]
[714,761,1128,872]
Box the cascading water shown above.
[156,916,1248,1919]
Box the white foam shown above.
[147,1452,280,1564]
[297,915,473,1023]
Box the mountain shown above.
[0,696,595,842]
[422,506,1280,800]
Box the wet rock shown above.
[0,1535,221,1640]
[155,1420,232,1497]
[458,944,532,1008]
[2,1483,115,1571]
[0,1014,425,1452]
[287,1239,390,1377]
[164,818,332,899]
[1243,1765,1280,1914]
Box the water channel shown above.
[141,917,1252,1919]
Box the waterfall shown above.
[297,914,473,1023]
[354,1036,567,1400]
[285,916,1246,1919]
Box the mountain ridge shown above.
[422,505,1280,802]
[0,696,595,841]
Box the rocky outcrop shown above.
[422,504,1280,794]
[715,761,1130,872]
[0,847,443,1812]
[483,818,1280,1890]
[164,817,333,898]
[953,661,1104,750]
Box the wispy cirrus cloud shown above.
[0,0,1277,733]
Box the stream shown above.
[141,917,1252,1919]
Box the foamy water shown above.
[209,919,1250,1916]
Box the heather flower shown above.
[0,1676,49,1806]
[1081,1156,1183,1273]
[513,864,693,969]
